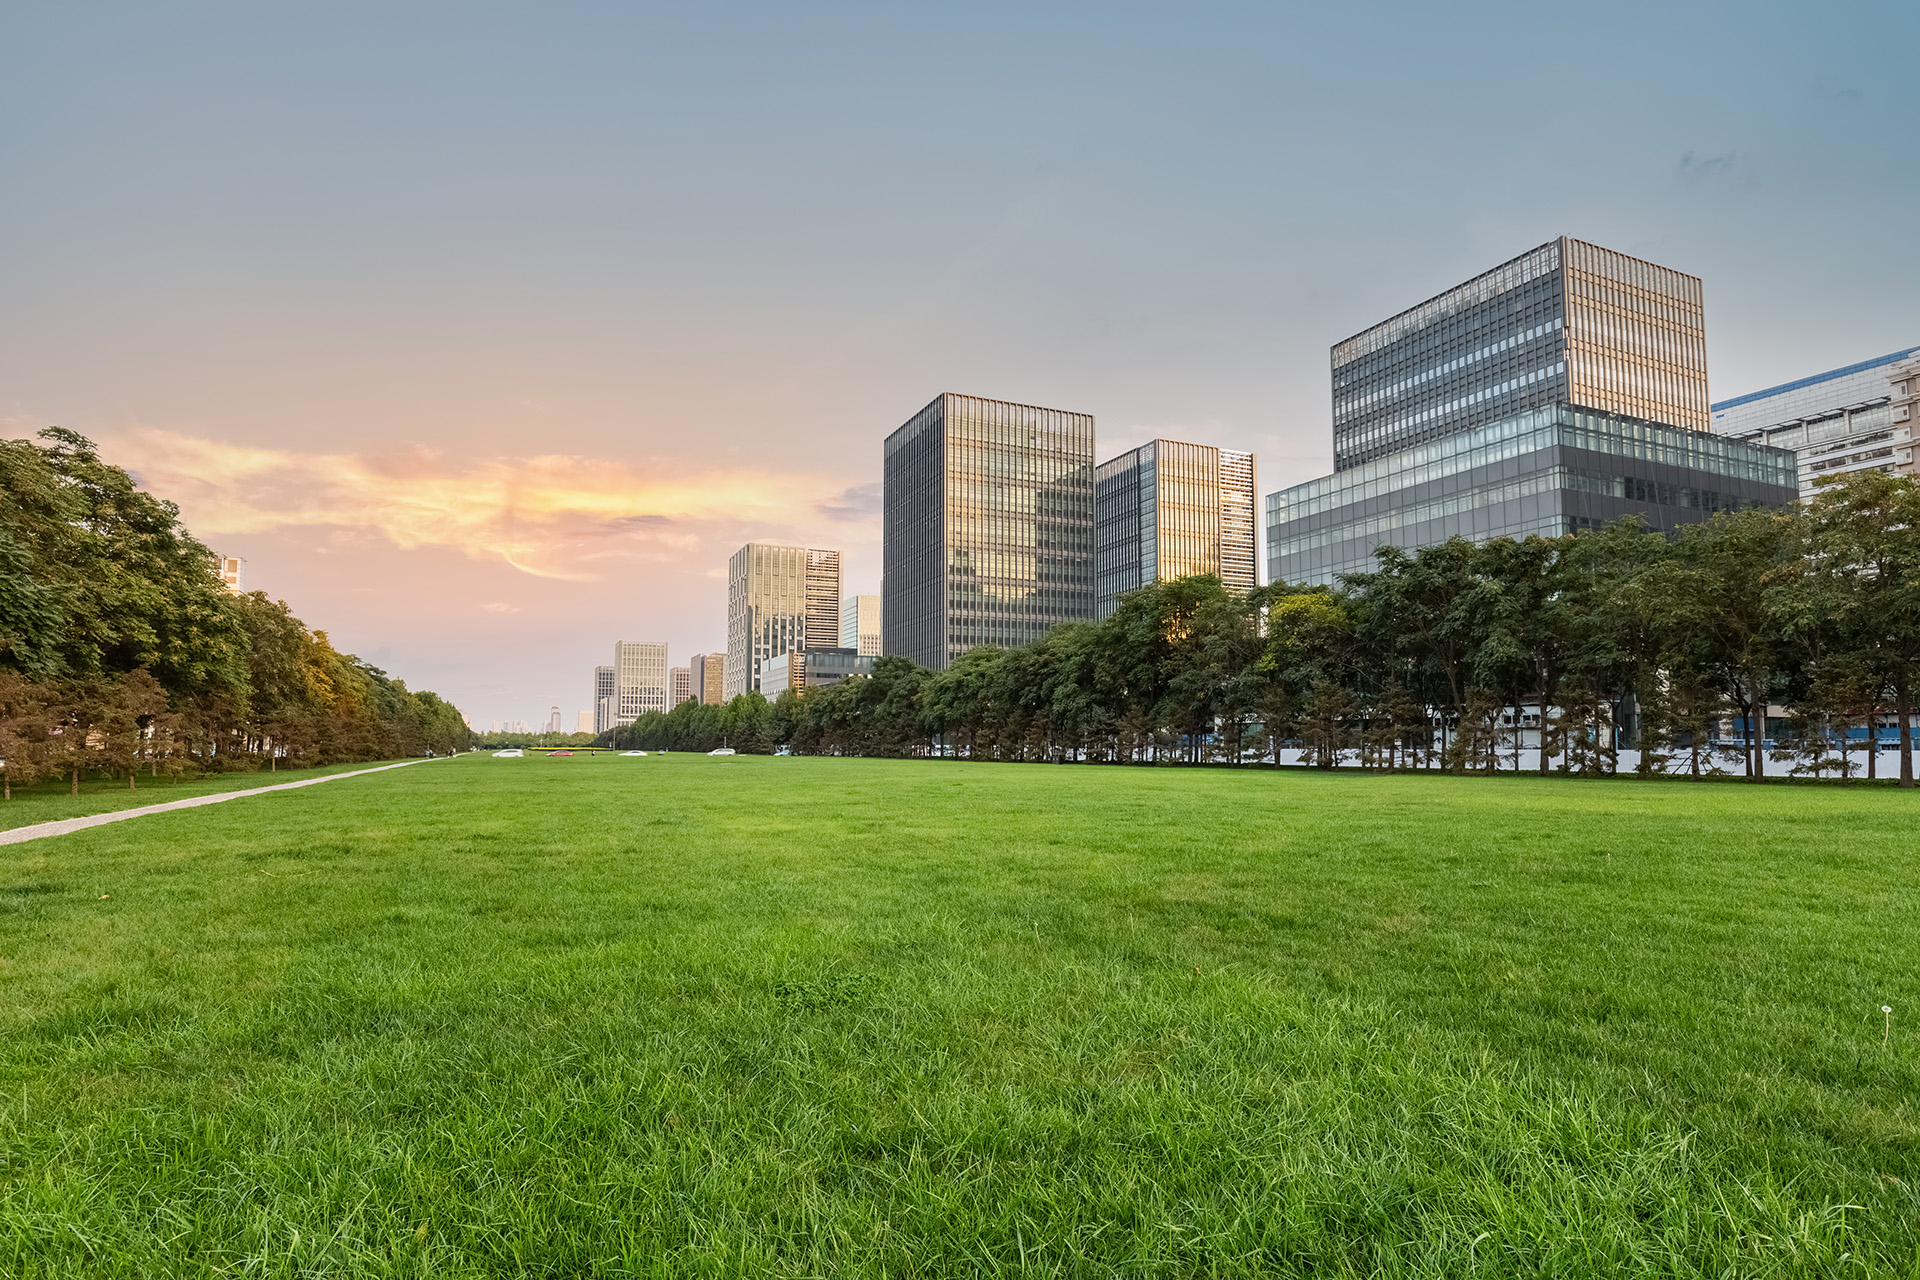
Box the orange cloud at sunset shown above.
[103,428,865,581]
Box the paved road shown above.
[0,757,448,847]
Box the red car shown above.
[546,750,574,757]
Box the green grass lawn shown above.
[0,754,1915,1277]
[0,759,422,832]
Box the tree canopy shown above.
[686,472,1920,787]
[0,429,470,795]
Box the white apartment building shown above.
[725,543,842,698]
[216,555,245,592]
[1711,345,1919,499]
[840,594,882,656]
[592,665,616,735]
[670,666,693,708]
[613,641,670,727]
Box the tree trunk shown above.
[1749,678,1765,783]
[1900,682,1914,789]
[70,763,79,796]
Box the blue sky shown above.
[2,1,1912,724]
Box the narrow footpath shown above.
[0,757,449,847]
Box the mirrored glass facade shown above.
[1267,405,1798,585]
[882,393,1095,670]
[1095,439,1256,617]
[1331,237,1708,470]
[726,543,842,697]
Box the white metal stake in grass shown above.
[1885,1005,1894,1047]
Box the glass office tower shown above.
[1269,237,1794,586]
[882,392,1095,670]
[1332,237,1710,470]
[1095,439,1256,618]
[725,544,843,697]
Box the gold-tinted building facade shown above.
[1095,438,1257,618]
[725,543,842,698]
[1329,236,1710,471]
[1561,238,1709,432]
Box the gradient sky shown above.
[3,1,1914,728]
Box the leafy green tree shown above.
[1803,470,1920,788]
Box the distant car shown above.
[707,747,736,756]
[547,750,574,757]
[620,750,648,757]
[492,749,524,758]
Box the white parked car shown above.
[620,750,648,757]
[707,747,736,756]
[492,749,524,758]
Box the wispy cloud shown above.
[816,482,882,521]
[1677,150,1736,182]
[105,428,859,580]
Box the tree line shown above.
[0,429,470,796]
[617,471,1920,786]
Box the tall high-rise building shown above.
[592,665,616,735]
[669,666,693,708]
[840,594,882,656]
[1710,345,1919,499]
[691,652,726,705]
[613,641,669,727]
[547,707,562,733]
[1095,439,1256,618]
[726,544,842,698]
[575,709,594,734]
[1267,237,1798,586]
[1330,236,1711,471]
[882,392,1095,671]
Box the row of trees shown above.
[0,429,470,795]
[620,472,1920,786]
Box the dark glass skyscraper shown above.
[1269,237,1797,586]
[882,393,1095,670]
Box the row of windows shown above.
[1336,270,1560,369]
[1337,362,1567,458]
[1335,318,1565,419]
[1273,405,1797,526]
[1331,241,1561,369]
[1272,461,1764,564]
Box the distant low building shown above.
[759,648,875,697]
[1710,345,1919,500]
[216,554,245,592]
[576,709,594,734]
[670,665,693,708]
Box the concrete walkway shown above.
[0,757,448,847]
